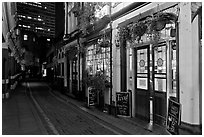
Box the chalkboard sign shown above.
[88,87,97,107]
[166,98,181,135]
[116,92,131,116]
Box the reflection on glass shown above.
[154,44,167,92]
[137,48,148,90]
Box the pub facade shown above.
[52,2,201,134]
[111,2,202,134]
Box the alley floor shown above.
[2,80,170,135]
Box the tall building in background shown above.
[15,2,64,76]
[16,2,56,38]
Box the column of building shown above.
[178,2,201,133]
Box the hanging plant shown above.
[76,2,108,36]
[96,45,102,54]
[132,21,148,41]
[97,35,110,48]
[118,12,177,46]
[148,12,177,45]
[118,26,132,43]
[150,12,177,32]
[98,40,110,48]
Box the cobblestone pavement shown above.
[27,81,123,135]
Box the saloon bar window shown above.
[85,36,111,79]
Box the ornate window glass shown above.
[85,42,110,80]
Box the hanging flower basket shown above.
[98,40,110,48]
[132,22,148,41]
[118,12,177,45]
[150,19,166,31]
[118,27,132,43]
[150,12,177,32]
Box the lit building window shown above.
[85,43,110,78]
[24,35,28,40]
[33,37,35,42]
[47,38,50,41]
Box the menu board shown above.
[166,98,181,135]
[116,92,131,116]
[88,87,97,107]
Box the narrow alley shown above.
[2,78,160,135]
[2,2,202,135]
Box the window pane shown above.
[137,48,147,73]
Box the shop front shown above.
[134,40,177,125]
[117,3,179,126]
[83,30,111,109]
[65,40,80,96]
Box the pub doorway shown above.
[72,56,78,94]
[135,41,168,126]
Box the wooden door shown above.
[152,42,167,126]
[135,46,150,121]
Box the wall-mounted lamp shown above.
[13,26,20,36]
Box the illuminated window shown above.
[85,42,111,79]
[47,38,50,41]
[24,35,28,40]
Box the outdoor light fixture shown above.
[15,27,20,36]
